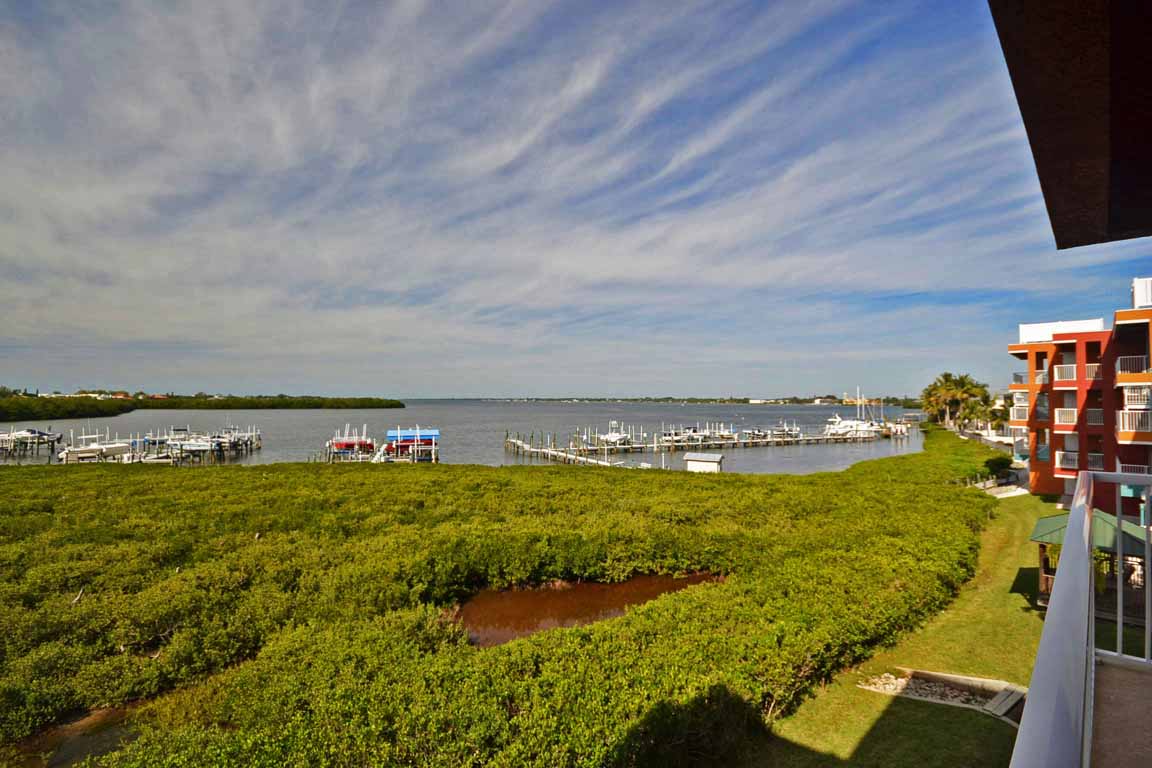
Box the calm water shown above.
[1,400,921,473]
[458,574,719,647]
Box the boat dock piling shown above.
[504,423,884,467]
[52,425,263,465]
[0,429,63,460]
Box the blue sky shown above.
[1,0,1148,397]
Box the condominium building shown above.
[1008,277,1152,517]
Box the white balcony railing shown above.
[1086,452,1104,471]
[1085,363,1101,380]
[1011,406,1030,421]
[1053,364,1077,382]
[1055,450,1079,470]
[1010,470,1152,768]
[1119,410,1152,433]
[1125,387,1151,408]
[1117,355,1151,375]
[1054,408,1078,425]
[1012,372,1029,385]
[1035,370,1050,384]
[1086,408,1104,426]
[1119,463,1150,475]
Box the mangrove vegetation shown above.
[0,394,404,422]
[0,428,1002,766]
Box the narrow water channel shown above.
[458,573,718,647]
[15,707,135,767]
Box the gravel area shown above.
[858,672,995,708]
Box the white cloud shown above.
[0,0,1144,396]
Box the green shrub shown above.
[0,430,1000,764]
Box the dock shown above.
[52,425,262,465]
[504,421,885,467]
[0,429,63,460]
[505,438,621,466]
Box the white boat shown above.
[823,414,882,438]
[169,439,213,452]
[58,432,132,462]
[326,424,375,461]
[772,421,802,439]
[824,388,884,438]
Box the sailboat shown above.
[824,387,884,438]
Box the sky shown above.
[1,0,1148,398]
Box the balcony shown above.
[1053,364,1078,383]
[1124,387,1151,408]
[1012,372,1030,385]
[1055,407,1078,426]
[1118,410,1152,434]
[1087,408,1105,426]
[1087,452,1105,470]
[1035,370,1050,385]
[1119,463,1151,475]
[1117,355,1151,375]
[1085,363,1102,381]
[1010,470,1152,768]
[1011,405,1030,421]
[1055,450,1079,470]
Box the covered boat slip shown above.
[323,426,441,463]
[378,427,440,463]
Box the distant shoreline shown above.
[0,395,405,422]
[483,397,922,407]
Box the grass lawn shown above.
[745,492,1054,767]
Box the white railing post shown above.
[1117,483,1124,654]
[1123,387,1151,408]
[1009,472,1095,768]
[1117,355,1150,375]
[1119,410,1152,432]
[1146,514,1151,662]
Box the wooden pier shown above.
[505,438,621,466]
[504,427,883,467]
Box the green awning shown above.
[1030,512,1149,555]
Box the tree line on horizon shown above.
[0,391,405,422]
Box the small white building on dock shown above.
[683,452,724,473]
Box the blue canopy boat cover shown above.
[387,428,440,440]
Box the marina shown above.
[47,425,263,465]
[504,415,909,468]
[1,401,922,475]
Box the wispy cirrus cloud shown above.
[0,0,1145,397]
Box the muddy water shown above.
[16,707,135,767]
[458,573,717,647]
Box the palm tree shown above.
[956,394,992,430]
[922,373,989,427]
